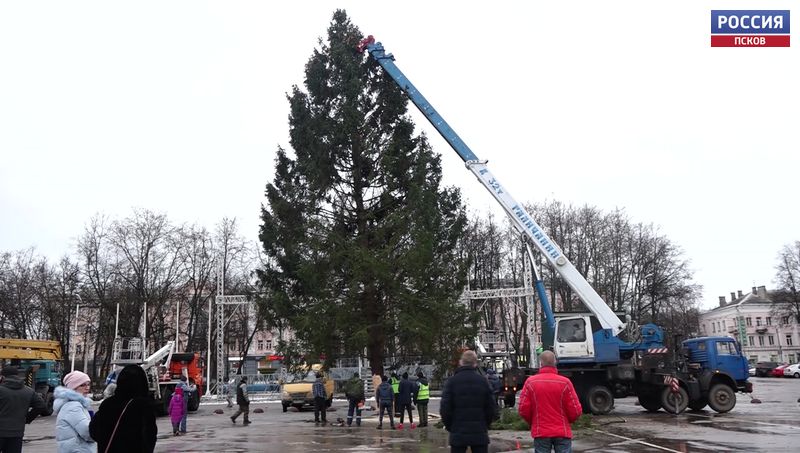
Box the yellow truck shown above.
[280,364,334,412]
[0,338,63,416]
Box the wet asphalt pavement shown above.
[20,376,800,452]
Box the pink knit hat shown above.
[63,370,91,390]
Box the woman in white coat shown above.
[54,370,97,453]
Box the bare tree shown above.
[109,209,185,350]
[34,256,81,371]
[0,248,44,338]
[175,224,216,352]
[772,241,800,323]
[76,214,121,379]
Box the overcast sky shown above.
[1,1,797,310]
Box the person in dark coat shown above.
[397,372,415,428]
[0,366,46,453]
[89,364,157,453]
[441,350,498,453]
[375,375,395,430]
[231,376,250,425]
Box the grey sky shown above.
[1,1,797,310]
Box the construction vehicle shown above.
[108,337,205,415]
[357,36,751,415]
[0,338,63,415]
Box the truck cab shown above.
[680,336,751,413]
[683,336,750,390]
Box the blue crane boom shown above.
[357,36,624,337]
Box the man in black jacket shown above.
[441,350,498,453]
[0,366,46,453]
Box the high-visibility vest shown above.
[391,376,400,393]
[416,382,430,401]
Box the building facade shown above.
[699,286,800,364]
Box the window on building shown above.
[756,317,762,326]
[782,316,790,325]
[787,335,794,346]
[748,336,754,346]
[257,340,264,350]
[768,335,774,346]
[758,336,765,346]
[746,317,752,326]
[712,323,716,333]
[265,340,272,350]
[722,320,726,330]
[766,317,772,326]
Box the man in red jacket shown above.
[518,351,582,453]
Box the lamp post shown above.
[71,294,83,372]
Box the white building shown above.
[699,286,800,364]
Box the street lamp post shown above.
[71,294,83,372]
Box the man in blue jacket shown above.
[0,366,46,453]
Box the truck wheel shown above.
[637,394,662,412]
[688,398,707,411]
[159,386,173,416]
[586,386,614,415]
[188,390,200,411]
[42,392,55,416]
[282,402,289,412]
[707,384,736,413]
[503,392,515,408]
[660,386,688,414]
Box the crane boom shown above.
[0,338,63,361]
[358,36,625,336]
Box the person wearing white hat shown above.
[54,370,97,453]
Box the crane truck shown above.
[0,338,63,415]
[357,36,751,415]
[107,337,204,415]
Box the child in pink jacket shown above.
[168,387,186,435]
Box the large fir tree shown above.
[258,10,475,375]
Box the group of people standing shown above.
[376,370,431,429]
[441,349,582,453]
[0,364,163,453]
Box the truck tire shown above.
[637,394,661,412]
[41,392,55,416]
[188,389,200,411]
[688,398,708,411]
[660,386,688,414]
[586,386,614,415]
[159,386,173,416]
[282,402,289,412]
[707,384,736,413]
[503,391,515,408]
